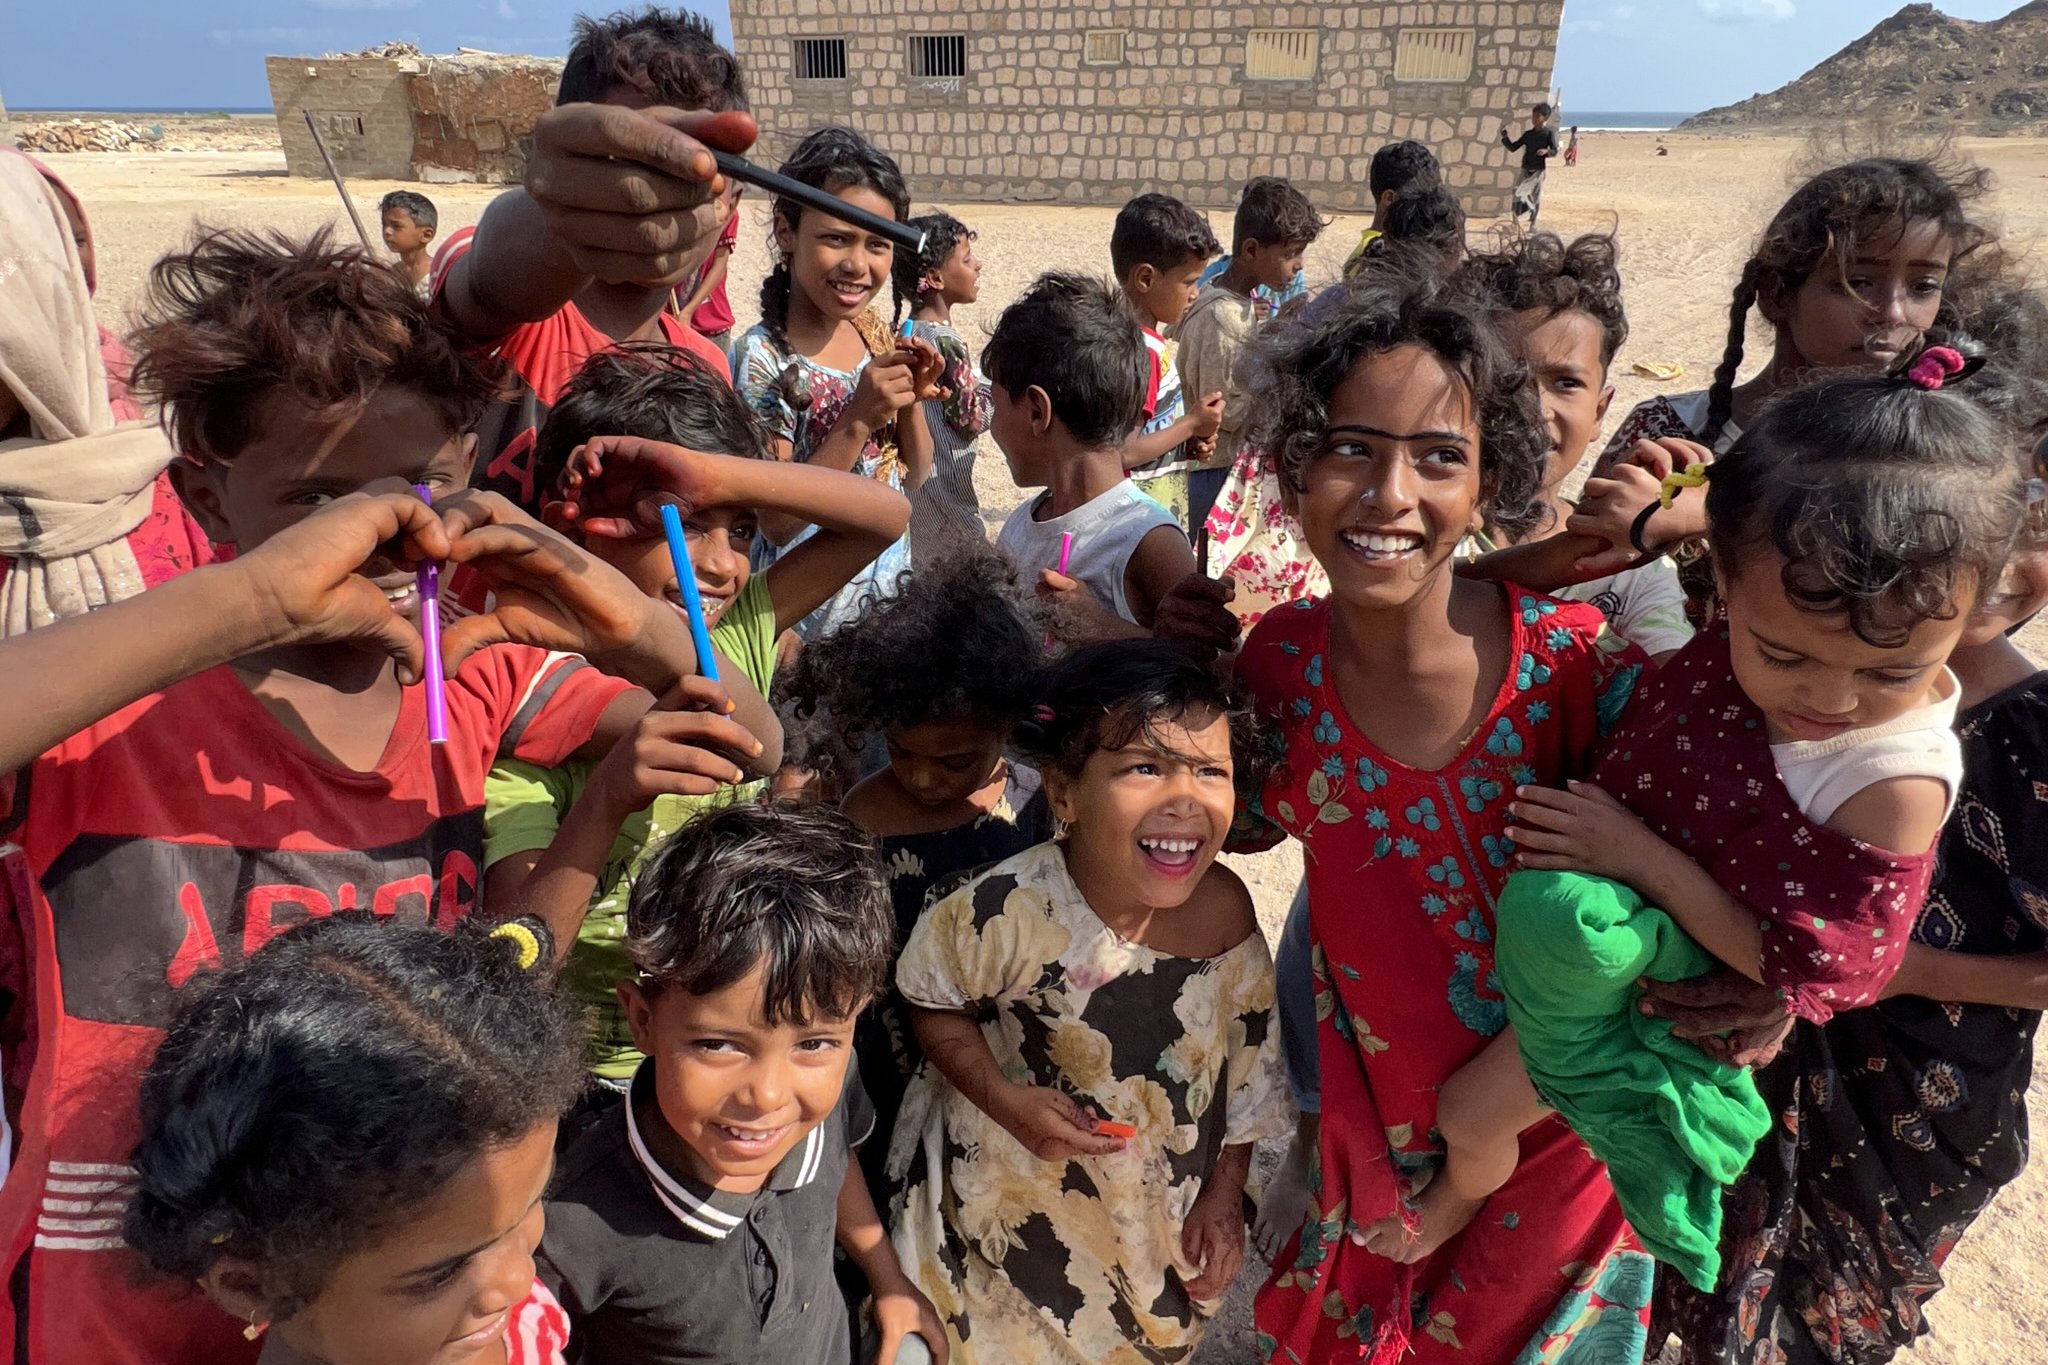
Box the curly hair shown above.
[1244,262,1551,539]
[127,225,498,466]
[890,210,976,325]
[1110,192,1221,280]
[759,127,911,350]
[533,341,767,503]
[1370,140,1443,200]
[1702,156,2003,447]
[1706,336,2025,648]
[982,271,1149,448]
[1459,231,1628,366]
[1231,176,1329,254]
[556,6,748,111]
[124,915,580,1320]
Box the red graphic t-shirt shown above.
[0,645,631,1365]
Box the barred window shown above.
[908,34,967,79]
[1083,29,1127,65]
[1245,29,1318,81]
[1393,29,1476,82]
[792,38,848,82]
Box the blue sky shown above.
[0,0,2027,112]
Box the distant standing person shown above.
[378,189,437,300]
[1566,124,1581,167]
[1502,102,1560,227]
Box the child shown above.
[1501,102,1559,228]
[1217,266,1654,1365]
[734,126,946,638]
[680,189,742,354]
[484,355,910,1090]
[0,229,773,1365]
[1177,175,1327,535]
[1341,138,1443,275]
[786,549,1053,1195]
[892,211,995,562]
[1460,232,1694,662]
[537,801,945,1365]
[124,914,583,1364]
[433,7,745,510]
[986,272,1197,637]
[1470,354,2025,1291]
[1110,192,1226,528]
[1565,124,1581,167]
[888,640,1290,1364]
[380,189,438,300]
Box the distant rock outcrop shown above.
[1680,2,2048,133]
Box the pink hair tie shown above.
[1031,704,1056,723]
[1906,345,1966,391]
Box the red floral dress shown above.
[1238,590,1656,1364]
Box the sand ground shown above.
[34,128,2048,1363]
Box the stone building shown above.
[728,2,1563,215]
[266,44,563,184]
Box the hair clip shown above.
[1657,462,1709,511]
[1906,345,1967,391]
[488,921,543,974]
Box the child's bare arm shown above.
[1435,1028,1547,1201]
[1826,777,1950,858]
[837,1160,951,1365]
[1125,523,1202,631]
[1889,944,2048,1010]
[910,1007,1126,1161]
[1121,393,1225,472]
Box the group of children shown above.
[1,9,2046,1365]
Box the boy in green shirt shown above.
[483,345,911,1088]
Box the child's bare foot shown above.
[1252,1128,1315,1264]
[1351,1179,1488,1265]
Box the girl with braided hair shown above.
[891,211,994,563]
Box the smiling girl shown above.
[888,640,1290,1365]
[735,126,945,638]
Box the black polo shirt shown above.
[538,1061,873,1364]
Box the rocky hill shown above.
[1680,1,2048,133]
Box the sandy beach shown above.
[32,126,2048,1362]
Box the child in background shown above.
[1177,176,1328,536]
[124,915,583,1365]
[1341,138,1443,274]
[1111,192,1226,529]
[680,194,742,354]
[1475,355,2022,1291]
[380,189,438,300]
[736,126,946,638]
[483,348,910,1093]
[539,801,945,1365]
[786,549,1052,1196]
[1501,102,1559,228]
[892,211,995,562]
[987,272,1197,637]
[889,640,1290,1365]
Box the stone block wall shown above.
[728,2,1563,217]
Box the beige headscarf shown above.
[0,148,175,635]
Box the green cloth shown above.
[482,574,780,1081]
[1494,869,1774,1291]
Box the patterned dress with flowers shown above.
[1238,589,1656,1365]
[887,842,1293,1365]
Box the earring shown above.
[243,1313,267,1342]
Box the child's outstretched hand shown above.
[555,435,737,538]
[1152,573,1242,661]
[1508,780,1670,887]
[989,1085,1128,1163]
[587,676,764,821]
[869,1273,950,1365]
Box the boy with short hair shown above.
[1501,101,1560,227]
[1342,138,1442,273]
[989,272,1198,640]
[379,188,438,299]
[1109,193,1227,528]
[1175,176,1327,533]
[538,799,943,1365]
[483,343,912,1089]
[0,228,778,1365]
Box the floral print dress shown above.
[888,842,1292,1365]
[905,318,993,563]
[1237,590,1656,1365]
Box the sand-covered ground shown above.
[35,128,2048,1362]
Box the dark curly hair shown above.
[890,210,976,325]
[759,127,911,350]
[1459,231,1628,366]
[1703,156,2003,447]
[1706,337,2024,648]
[124,915,580,1320]
[1245,263,1551,539]
[533,341,767,503]
[982,271,1149,448]
[1370,139,1443,200]
[1110,192,1221,280]
[556,6,747,111]
[1231,175,1329,254]
[128,225,498,467]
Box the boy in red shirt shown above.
[0,228,778,1365]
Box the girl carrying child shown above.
[893,211,993,563]
[735,126,946,638]
[123,915,582,1365]
[888,640,1291,1364]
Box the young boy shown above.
[1501,102,1560,228]
[1341,138,1442,275]
[1110,192,1226,530]
[0,229,777,1365]
[539,800,943,1365]
[379,188,438,299]
[433,7,749,511]
[1175,176,1327,534]
[482,344,911,1090]
[989,272,1197,640]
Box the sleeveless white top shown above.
[998,482,1181,625]
[1770,668,1964,827]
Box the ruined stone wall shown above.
[728,2,1563,217]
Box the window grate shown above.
[1245,29,1319,81]
[792,37,848,82]
[1393,28,1476,82]
[1083,29,1127,65]
[908,34,967,79]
